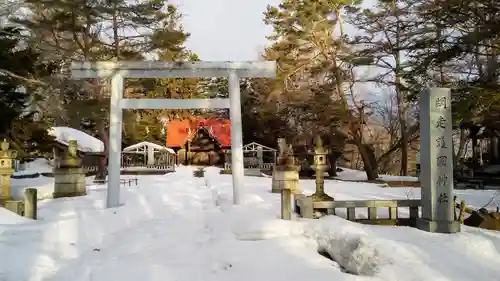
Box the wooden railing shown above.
[224,162,275,170]
[83,164,175,173]
[294,194,421,224]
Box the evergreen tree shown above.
[264,0,379,179]
[0,26,54,161]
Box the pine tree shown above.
[0,26,54,161]
[264,0,379,179]
[347,0,417,175]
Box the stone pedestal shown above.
[53,139,87,198]
[53,167,87,198]
[275,166,301,194]
[0,169,13,199]
[272,138,300,194]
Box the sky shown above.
[172,0,282,61]
[173,0,381,100]
[173,0,375,62]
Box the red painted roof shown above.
[166,118,231,148]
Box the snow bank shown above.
[2,165,500,281]
[336,167,418,182]
[305,217,384,276]
[0,208,30,225]
[14,158,52,176]
[49,126,104,153]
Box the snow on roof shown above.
[123,141,175,154]
[48,127,104,153]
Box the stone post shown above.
[281,187,292,220]
[0,139,17,200]
[24,188,37,219]
[53,139,87,198]
[416,88,461,233]
[309,136,334,201]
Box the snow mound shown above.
[49,127,104,153]
[14,158,52,176]
[0,208,30,225]
[305,217,386,276]
[316,230,381,276]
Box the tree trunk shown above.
[327,152,340,177]
[94,124,108,183]
[358,142,378,180]
[454,128,467,165]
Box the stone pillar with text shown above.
[416,88,460,233]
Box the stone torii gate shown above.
[71,61,277,208]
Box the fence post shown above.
[281,188,292,220]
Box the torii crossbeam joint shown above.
[71,61,277,208]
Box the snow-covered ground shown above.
[2,166,500,281]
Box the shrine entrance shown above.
[71,61,276,207]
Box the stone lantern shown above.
[0,139,17,199]
[309,136,334,201]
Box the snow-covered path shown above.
[41,172,220,281]
[1,168,342,281]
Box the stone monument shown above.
[309,136,334,201]
[416,88,461,233]
[53,138,87,198]
[0,139,17,200]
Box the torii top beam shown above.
[71,61,277,79]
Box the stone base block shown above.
[53,167,87,198]
[53,189,87,198]
[416,218,461,233]
[4,200,24,216]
